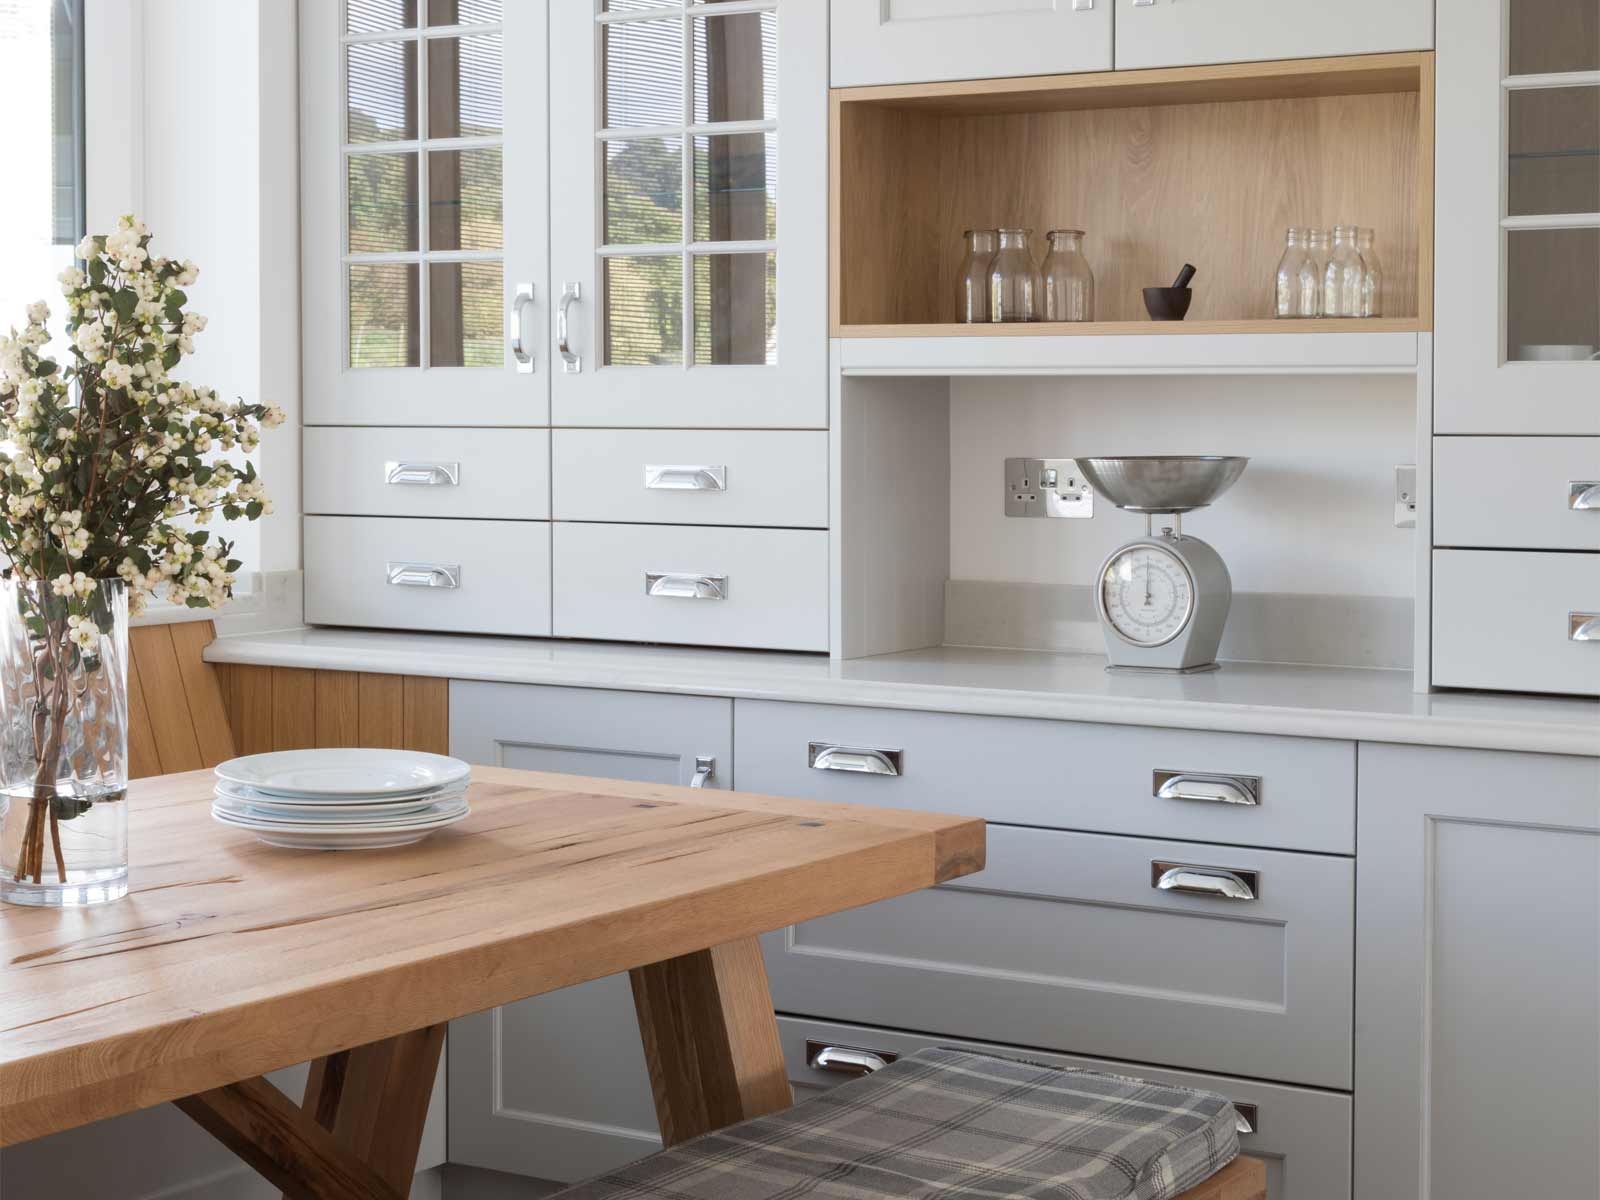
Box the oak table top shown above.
[1,766,986,1155]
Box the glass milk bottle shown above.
[1274,227,1314,318]
[956,229,998,323]
[1299,228,1327,317]
[1356,227,1383,318]
[1042,229,1095,322]
[1323,225,1366,318]
[989,228,1043,323]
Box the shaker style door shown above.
[1113,0,1431,70]
[548,0,827,428]
[302,0,549,425]
[1436,0,1600,434]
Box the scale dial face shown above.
[1100,542,1195,647]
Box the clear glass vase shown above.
[1273,227,1314,318]
[988,228,1043,323]
[1323,224,1367,318]
[1357,227,1383,318]
[0,579,130,907]
[1042,229,1095,322]
[956,229,998,323]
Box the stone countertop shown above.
[204,628,1600,758]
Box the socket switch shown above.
[1394,465,1417,529]
[1006,457,1094,519]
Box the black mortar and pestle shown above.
[1143,264,1196,321]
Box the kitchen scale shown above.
[1074,456,1249,674]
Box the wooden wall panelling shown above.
[272,667,319,751]
[225,664,277,757]
[167,621,238,766]
[358,673,407,750]
[402,678,450,756]
[130,626,206,772]
[126,658,163,781]
[127,622,238,780]
[315,671,361,748]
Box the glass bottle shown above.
[1323,224,1366,318]
[1356,227,1383,318]
[1042,229,1094,322]
[955,229,998,323]
[1273,227,1314,318]
[988,228,1043,323]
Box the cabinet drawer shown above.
[777,1017,1353,1200]
[735,700,1354,853]
[1435,438,1600,550]
[304,428,549,520]
[304,516,551,636]
[552,524,827,652]
[553,430,826,528]
[763,823,1355,1088]
[1433,550,1600,696]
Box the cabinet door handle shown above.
[1570,482,1600,511]
[386,561,461,589]
[644,464,727,492]
[808,743,903,776]
[645,572,726,600]
[510,282,535,374]
[806,1042,898,1076]
[1151,861,1259,902]
[1232,1102,1258,1135]
[689,755,715,788]
[1153,770,1260,807]
[384,460,461,487]
[1570,612,1600,642]
[557,281,582,374]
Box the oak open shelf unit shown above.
[830,53,1435,339]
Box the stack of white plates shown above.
[211,749,472,849]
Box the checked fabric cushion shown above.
[555,1046,1241,1199]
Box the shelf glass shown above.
[1508,87,1600,217]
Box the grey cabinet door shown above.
[1355,744,1600,1200]
[447,682,734,1183]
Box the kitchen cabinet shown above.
[446,682,734,1183]
[1355,744,1600,1200]
[1435,0,1600,434]
[1113,0,1431,71]
[548,0,827,428]
[829,0,1112,88]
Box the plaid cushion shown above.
[556,1047,1240,1200]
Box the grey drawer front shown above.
[763,823,1354,1089]
[735,699,1354,854]
[776,1017,1352,1200]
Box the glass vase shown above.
[988,228,1043,323]
[956,229,998,323]
[1042,228,1095,322]
[1323,224,1367,318]
[0,579,130,907]
[1357,227,1383,318]
[1273,226,1313,318]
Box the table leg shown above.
[630,936,794,1146]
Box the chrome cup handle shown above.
[510,282,535,373]
[557,282,582,374]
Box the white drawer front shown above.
[553,430,826,528]
[778,1017,1353,1200]
[736,700,1354,853]
[764,823,1355,1089]
[1435,438,1600,551]
[303,428,550,520]
[305,517,551,636]
[1433,550,1600,696]
[552,524,827,652]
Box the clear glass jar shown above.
[1300,229,1327,317]
[1273,227,1315,318]
[988,228,1043,323]
[1042,229,1094,322]
[956,229,998,323]
[1356,227,1383,318]
[1323,224,1367,318]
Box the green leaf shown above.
[188,530,208,546]
[184,595,208,608]
[245,501,264,520]
[112,289,138,321]
[162,346,181,370]
[88,256,106,285]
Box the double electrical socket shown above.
[1005,457,1095,519]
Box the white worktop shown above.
[203,628,1600,757]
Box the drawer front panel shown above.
[304,428,550,520]
[304,516,551,636]
[764,823,1355,1088]
[552,524,828,652]
[735,700,1354,853]
[1435,438,1600,550]
[777,1017,1353,1200]
[553,430,827,528]
[1433,550,1600,696]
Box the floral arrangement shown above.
[0,216,282,887]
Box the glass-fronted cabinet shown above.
[1436,0,1600,434]
[549,0,826,428]
[303,0,549,425]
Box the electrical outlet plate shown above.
[1394,465,1417,529]
[1005,457,1094,519]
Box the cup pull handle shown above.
[1569,482,1600,511]
[385,562,461,590]
[645,572,726,600]
[689,756,715,788]
[645,465,728,492]
[384,461,461,487]
[1152,861,1259,902]
[806,1042,898,1076]
[557,282,582,374]
[1232,1102,1258,1136]
[1153,770,1260,806]
[1569,613,1600,642]
[808,743,903,776]
[510,282,535,373]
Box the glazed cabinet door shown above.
[547,0,827,428]
[447,682,734,1184]
[1113,0,1431,70]
[1435,0,1600,433]
[1355,744,1600,1200]
[830,0,1112,88]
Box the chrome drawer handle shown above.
[557,281,581,374]
[808,743,903,776]
[1570,612,1600,642]
[644,464,727,492]
[1232,1102,1258,1135]
[645,572,726,600]
[1153,770,1260,807]
[806,1041,898,1076]
[689,755,715,788]
[510,282,535,374]
[384,460,461,487]
[1152,861,1259,902]
[1570,482,1600,511]
[385,561,461,589]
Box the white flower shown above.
[75,234,99,260]
[25,300,49,325]
[74,320,107,360]
[67,615,98,652]
[58,266,85,292]
[259,404,287,429]
[50,573,76,597]
[102,360,134,390]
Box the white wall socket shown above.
[1394,465,1417,529]
[1005,457,1095,519]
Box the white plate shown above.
[211,805,469,848]
[215,749,471,797]
[213,779,468,813]
[212,798,469,832]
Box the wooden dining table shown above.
[0,766,985,1199]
